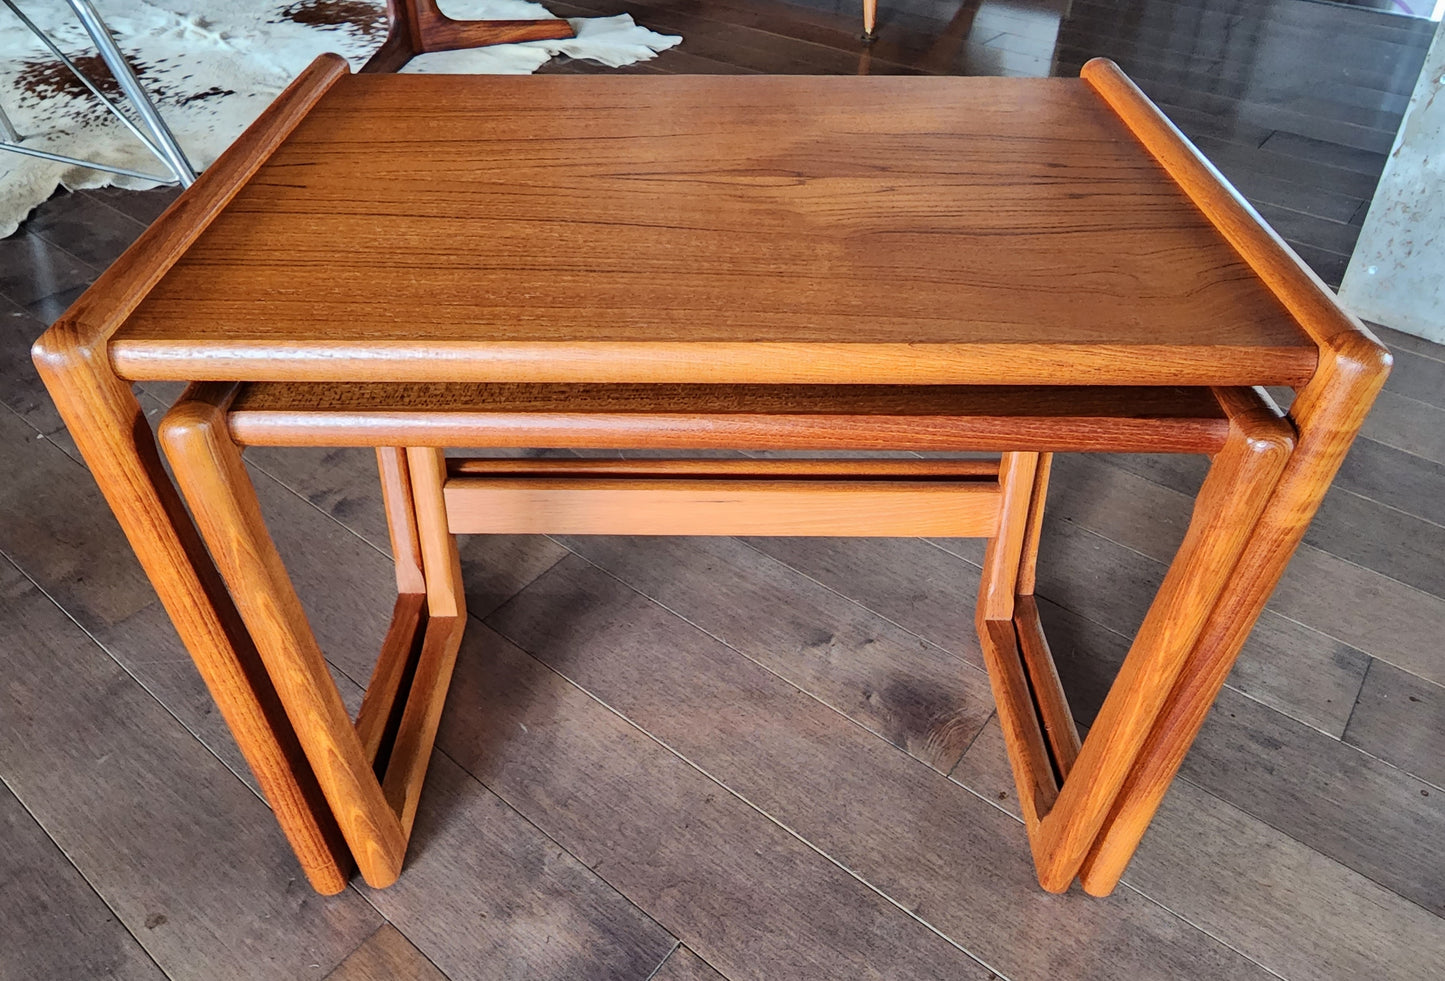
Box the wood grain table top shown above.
[107,73,1318,386]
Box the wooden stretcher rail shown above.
[442,476,1002,537]
[449,458,1004,479]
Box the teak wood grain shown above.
[106,72,1316,387]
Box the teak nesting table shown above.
[34,55,1389,900]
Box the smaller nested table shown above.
[33,56,1389,900]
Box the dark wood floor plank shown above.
[1284,240,1349,288]
[1186,133,1383,201]
[651,946,727,981]
[1144,125,1365,222]
[739,534,986,669]
[1374,323,1445,362]
[482,556,1279,980]
[247,445,573,620]
[0,399,376,782]
[358,754,676,981]
[1185,685,1445,916]
[1017,504,1365,734]
[0,231,97,317]
[955,718,1445,981]
[23,189,149,271]
[1060,3,1430,98]
[252,462,397,688]
[1261,129,1392,175]
[324,925,449,981]
[78,185,182,226]
[1331,435,1445,527]
[441,619,1006,981]
[1344,659,1445,791]
[1302,485,1445,600]
[1055,44,1413,152]
[1384,347,1445,409]
[1091,450,1445,687]
[1269,544,1445,688]
[0,554,381,981]
[1357,391,1445,466]
[1254,203,1360,259]
[555,534,994,773]
[1038,454,1373,732]
[0,780,168,981]
[0,293,64,435]
[747,484,1363,736]
[1068,0,1436,57]
[246,446,395,553]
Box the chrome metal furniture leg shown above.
[0,0,195,185]
[66,0,196,185]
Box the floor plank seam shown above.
[0,541,291,831]
[1337,657,1374,752]
[1329,483,1445,536]
[540,537,984,776]
[13,227,105,280]
[246,457,397,568]
[638,940,683,981]
[1042,456,1445,694]
[462,622,1016,981]
[429,736,685,978]
[1114,879,1293,981]
[945,709,999,780]
[0,770,177,981]
[317,925,386,981]
[726,534,981,673]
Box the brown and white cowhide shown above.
[0,0,680,236]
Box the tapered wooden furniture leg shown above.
[27,354,353,894]
[862,0,878,39]
[1078,353,1391,894]
[1028,399,1293,891]
[159,386,409,887]
[363,0,575,73]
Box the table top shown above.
[106,70,1319,386]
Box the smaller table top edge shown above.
[107,340,1319,389]
[1081,58,1382,380]
[31,54,350,371]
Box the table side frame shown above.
[1076,58,1392,894]
[30,54,357,895]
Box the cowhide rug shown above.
[0,0,681,236]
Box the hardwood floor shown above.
[3,1,1443,978]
